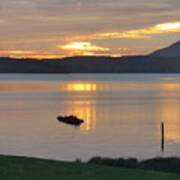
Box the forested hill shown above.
[0,55,180,73]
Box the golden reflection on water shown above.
[64,100,96,132]
[66,83,97,92]
[159,100,180,143]
[160,83,180,91]
[63,82,97,131]
[63,81,180,136]
[158,83,180,143]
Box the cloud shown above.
[0,0,179,58]
[69,22,180,40]
[0,1,38,14]
[0,50,38,55]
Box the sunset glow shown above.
[1,21,180,58]
[0,50,38,55]
[2,20,180,58]
[73,22,180,40]
[0,0,179,58]
[156,22,180,31]
[60,42,109,53]
[10,55,64,60]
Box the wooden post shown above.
[161,122,164,152]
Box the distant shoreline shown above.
[1,55,180,73]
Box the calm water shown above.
[0,74,180,161]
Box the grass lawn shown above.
[0,155,180,180]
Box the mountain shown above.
[0,41,180,73]
[0,55,180,73]
[0,57,68,73]
[150,41,180,57]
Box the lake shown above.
[0,74,180,161]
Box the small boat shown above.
[57,115,84,126]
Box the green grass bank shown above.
[0,155,180,180]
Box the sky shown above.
[0,0,180,59]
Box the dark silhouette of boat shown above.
[57,115,84,126]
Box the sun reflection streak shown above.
[70,100,97,132]
[158,82,180,143]
[160,83,180,91]
[62,82,97,132]
[159,102,180,143]
[62,100,97,132]
[66,83,97,92]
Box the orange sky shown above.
[0,0,180,59]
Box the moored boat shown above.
[57,115,84,126]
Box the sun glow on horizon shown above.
[60,42,109,51]
[0,50,64,59]
[10,55,64,60]
[58,41,110,57]
[0,50,38,55]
